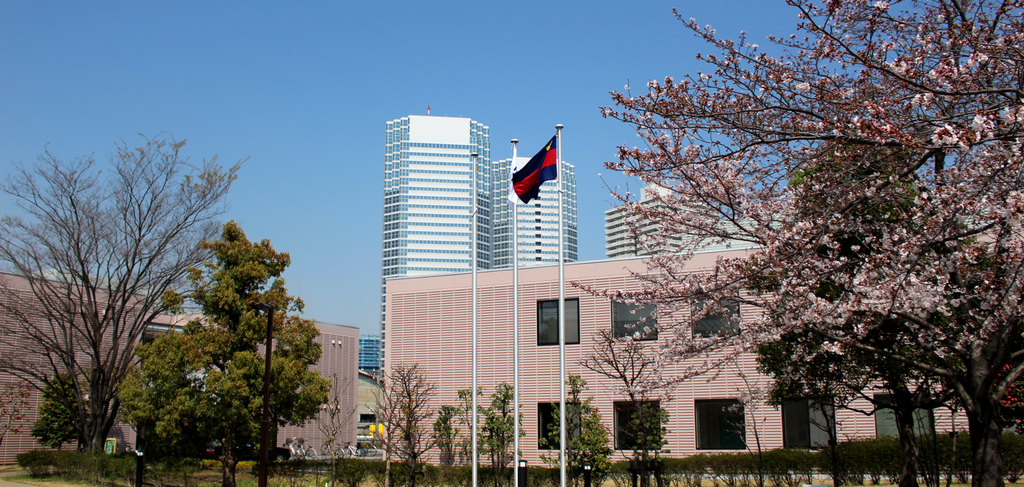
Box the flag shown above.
[512,135,558,204]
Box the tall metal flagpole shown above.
[471,151,480,487]
[510,139,521,487]
[555,124,566,487]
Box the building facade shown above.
[383,252,964,465]
[379,116,579,366]
[380,115,492,351]
[491,157,577,269]
[0,270,361,464]
[359,334,381,373]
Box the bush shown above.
[16,450,54,477]
[526,465,559,487]
[1004,433,1024,483]
[706,452,749,487]
[662,454,708,487]
[334,458,370,487]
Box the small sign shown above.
[104,438,116,455]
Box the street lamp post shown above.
[254,303,274,487]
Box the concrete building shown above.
[0,271,361,463]
[604,185,679,259]
[605,186,745,259]
[383,252,964,465]
[491,157,577,269]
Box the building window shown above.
[538,298,580,346]
[537,402,581,450]
[613,401,663,451]
[873,394,935,438]
[692,300,740,337]
[359,413,377,423]
[612,301,657,340]
[695,399,745,450]
[782,399,834,448]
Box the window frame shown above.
[692,300,741,338]
[695,399,746,450]
[537,298,580,346]
[781,399,835,448]
[873,394,935,438]
[537,401,582,450]
[613,400,663,451]
[611,301,658,340]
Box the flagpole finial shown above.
[555,124,564,130]
[511,139,518,144]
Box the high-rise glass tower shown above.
[492,157,577,268]
[358,334,381,373]
[380,115,491,343]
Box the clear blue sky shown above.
[0,1,800,334]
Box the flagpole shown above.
[555,123,566,487]
[510,139,521,487]
[471,150,479,487]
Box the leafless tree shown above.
[0,381,30,449]
[378,364,437,487]
[580,328,667,487]
[0,135,242,451]
[318,373,355,487]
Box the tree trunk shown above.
[894,405,921,487]
[968,399,1003,487]
[220,447,239,487]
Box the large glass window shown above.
[538,298,580,346]
[782,399,834,448]
[612,302,658,340]
[692,300,740,338]
[695,399,745,450]
[613,401,663,451]
[873,394,935,438]
[537,402,581,450]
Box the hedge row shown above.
[17,434,1024,487]
[15,450,136,484]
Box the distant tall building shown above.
[605,185,746,258]
[379,116,581,364]
[380,115,491,350]
[358,334,381,373]
[492,157,577,268]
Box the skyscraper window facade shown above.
[380,115,491,342]
[358,334,381,373]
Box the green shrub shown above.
[334,458,369,487]
[16,450,54,477]
[662,454,708,487]
[1004,433,1024,483]
[525,465,559,487]
[707,452,748,487]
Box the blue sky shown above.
[0,1,800,334]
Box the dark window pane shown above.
[538,301,558,345]
[612,301,658,340]
[692,300,740,338]
[537,299,580,346]
[873,394,935,438]
[782,399,833,448]
[695,400,745,450]
[614,401,662,451]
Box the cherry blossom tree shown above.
[596,1,1023,486]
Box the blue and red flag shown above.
[512,135,558,204]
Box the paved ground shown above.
[0,469,30,487]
